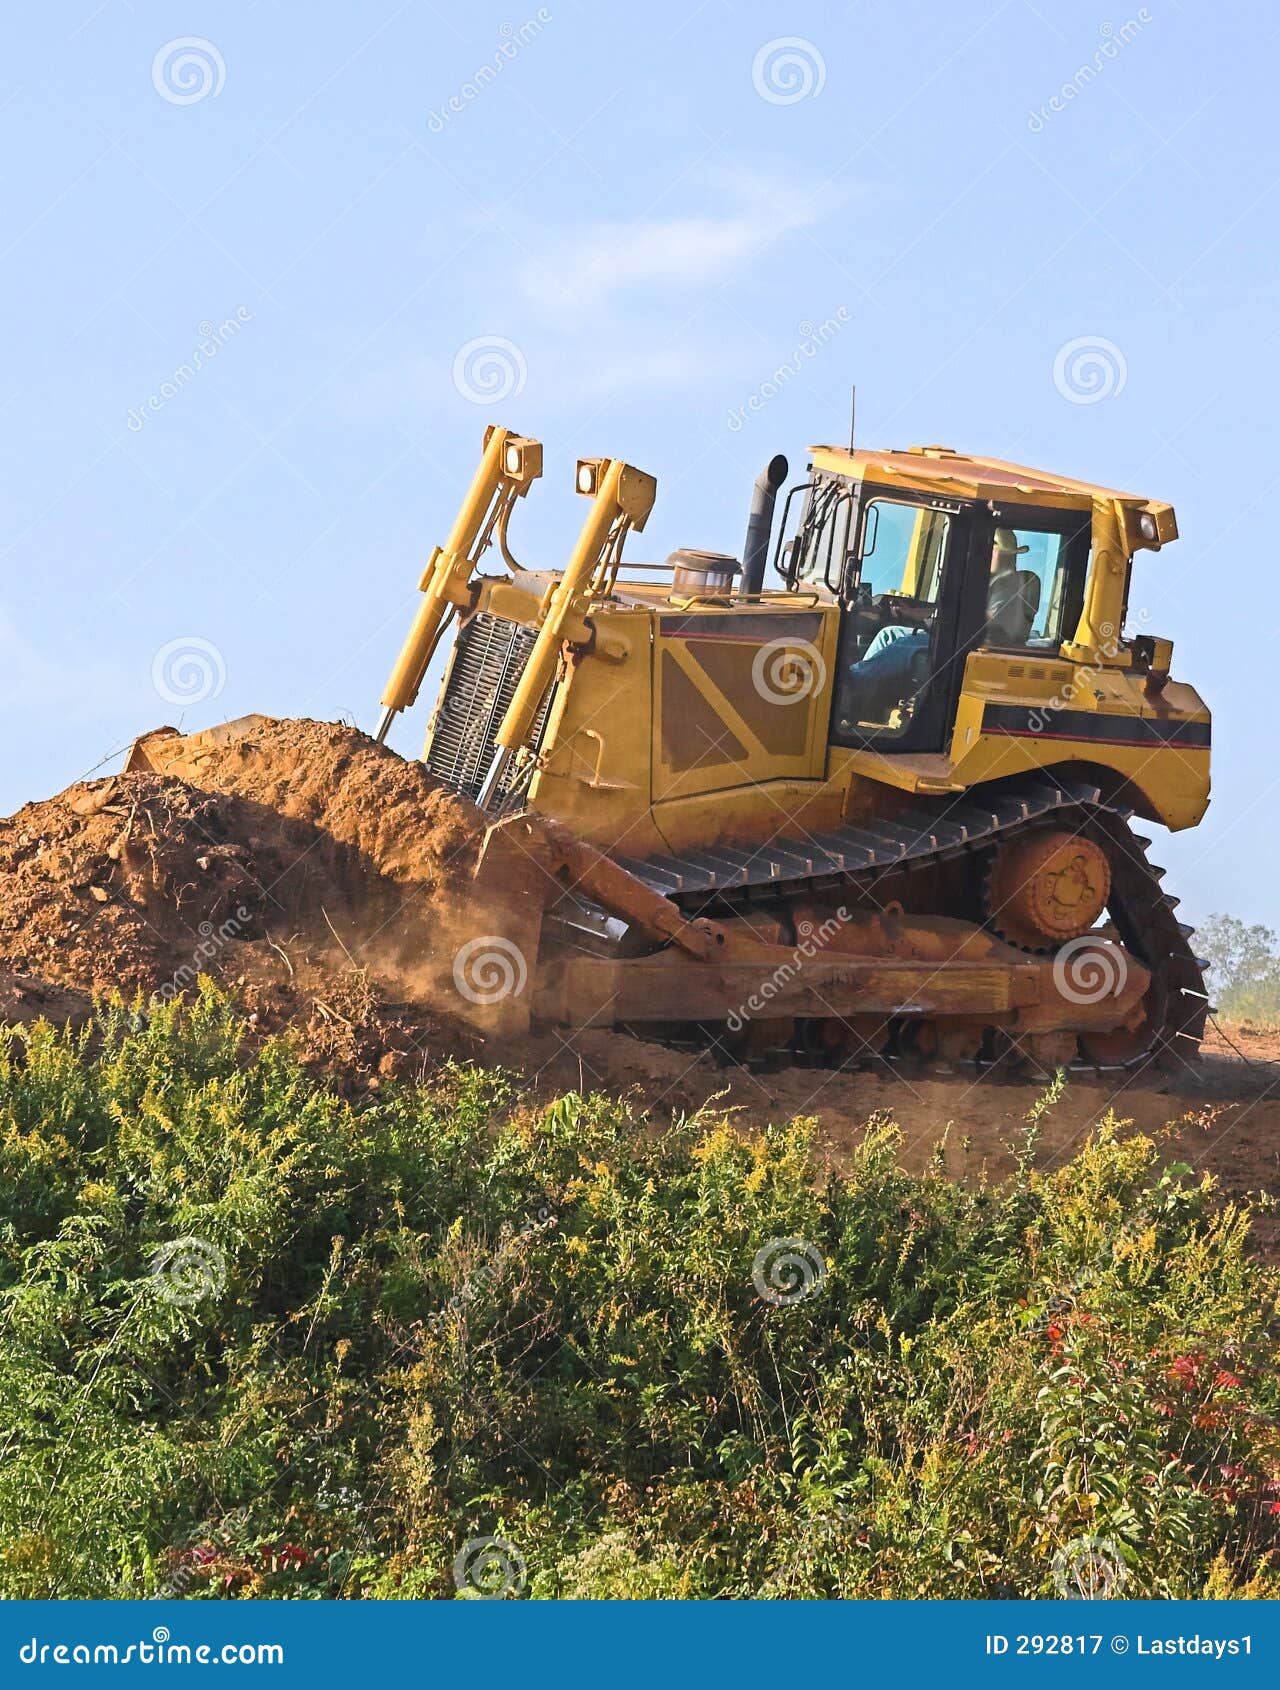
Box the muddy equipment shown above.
[361,424,1211,1072]
[134,424,1210,1073]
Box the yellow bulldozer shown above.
[368,423,1211,1073]
[137,423,1213,1074]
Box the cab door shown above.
[828,491,977,754]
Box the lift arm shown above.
[374,425,542,742]
[479,455,655,803]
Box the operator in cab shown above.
[985,527,1040,645]
[844,526,1044,727]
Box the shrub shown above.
[0,987,1277,1599]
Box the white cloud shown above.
[522,214,769,312]
[535,341,731,407]
[352,168,850,416]
[520,168,836,317]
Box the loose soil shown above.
[2,715,1277,1246]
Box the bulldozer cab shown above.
[781,468,1094,755]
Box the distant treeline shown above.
[1199,915,1280,1027]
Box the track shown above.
[604,773,1209,1074]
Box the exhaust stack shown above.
[739,454,789,594]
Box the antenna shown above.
[848,384,857,454]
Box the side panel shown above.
[651,606,837,802]
[945,652,1211,829]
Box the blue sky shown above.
[2,0,1275,931]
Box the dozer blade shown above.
[466,810,731,1037]
[126,716,275,781]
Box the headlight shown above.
[576,459,601,495]
[498,435,542,486]
[1130,503,1177,550]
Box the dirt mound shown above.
[136,716,490,888]
[0,717,501,1078]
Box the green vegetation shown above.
[1,988,1278,1600]
[1199,914,1280,1027]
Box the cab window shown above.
[984,520,1090,649]
[860,499,951,602]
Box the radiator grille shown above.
[424,611,550,804]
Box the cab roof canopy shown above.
[809,442,1171,520]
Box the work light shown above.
[498,435,542,487]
